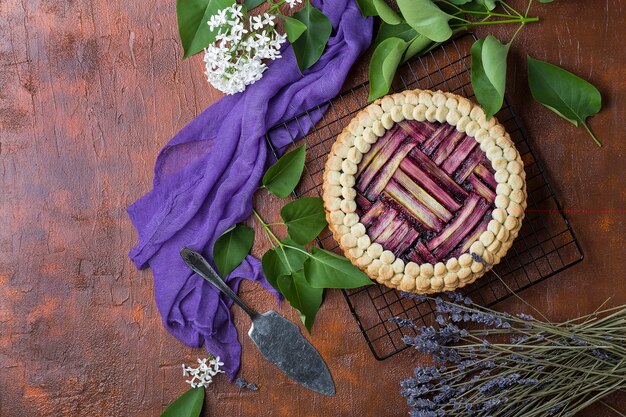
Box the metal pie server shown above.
[180,248,335,396]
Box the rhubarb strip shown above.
[442,135,478,175]
[429,196,491,258]
[355,193,371,217]
[399,158,462,212]
[421,124,456,155]
[355,193,372,211]
[384,224,420,254]
[406,249,425,264]
[385,181,443,232]
[432,130,466,166]
[374,218,409,249]
[468,174,496,203]
[450,215,491,259]
[408,148,468,200]
[415,241,438,264]
[356,127,406,191]
[393,169,452,222]
[360,199,386,227]
[453,146,484,183]
[399,120,436,144]
[427,194,481,250]
[356,125,400,177]
[367,207,399,240]
[364,141,416,200]
[473,164,497,189]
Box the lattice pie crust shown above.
[322,89,526,294]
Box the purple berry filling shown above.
[355,120,496,264]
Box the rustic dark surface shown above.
[1,0,625,416]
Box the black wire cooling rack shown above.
[264,33,584,360]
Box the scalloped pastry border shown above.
[322,89,527,294]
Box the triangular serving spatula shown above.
[180,248,335,396]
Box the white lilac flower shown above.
[250,15,264,31]
[204,6,286,95]
[285,0,303,8]
[208,9,229,31]
[181,356,225,389]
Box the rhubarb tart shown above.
[322,89,526,294]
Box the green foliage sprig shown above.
[359,0,604,146]
[176,0,331,72]
[360,0,537,102]
[213,146,373,331]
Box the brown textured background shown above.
[0,0,625,416]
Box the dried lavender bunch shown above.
[395,291,626,417]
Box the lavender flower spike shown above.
[471,252,490,266]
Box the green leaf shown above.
[527,55,603,147]
[397,0,454,42]
[539,0,554,3]
[368,37,407,102]
[283,16,308,43]
[161,387,204,417]
[290,2,333,71]
[277,270,323,332]
[244,0,265,9]
[373,22,419,49]
[355,0,378,16]
[176,0,235,59]
[213,224,254,277]
[473,0,496,10]
[471,36,510,119]
[261,238,309,289]
[304,247,373,289]
[261,250,282,291]
[402,34,434,63]
[373,0,402,25]
[280,197,327,245]
[262,145,306,198]
[454,0,496,10]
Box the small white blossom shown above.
[250,15,264,31]
[285,0,303,8]
[203,6,286,95]
[208,9,229,31]
[182,356,225,389]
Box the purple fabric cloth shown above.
[127,0,372,379]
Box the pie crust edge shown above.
[322,89,527,294]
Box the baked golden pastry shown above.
[322,89,526,293]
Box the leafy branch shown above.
[360,0,604,146]
[213,145,373,332]
[177,0,331,72]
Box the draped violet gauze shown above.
[127,0,372,379]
